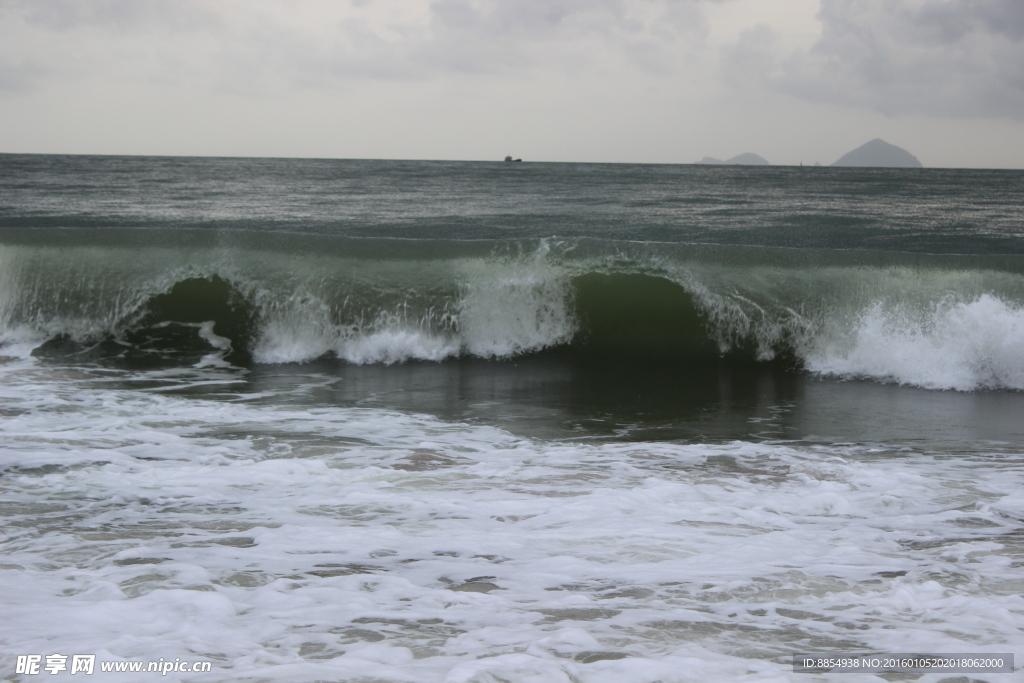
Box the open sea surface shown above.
[2,154,1023,682]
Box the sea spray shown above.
[456,243,575,358]
[805,294,1024,390]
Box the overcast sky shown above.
[1,0,1022,167]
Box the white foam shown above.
[2,359,1023,681]
[0,325,47,359]
[805,294,1024,391]
[250,291,334,364]
[253,307,462,365]
[335,329,460,364]
[252,246,575,365]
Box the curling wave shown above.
[2,232,1023,391]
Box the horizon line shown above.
[0,150,1021,171]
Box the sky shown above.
[1,0,1022,168]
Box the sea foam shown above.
[252,250,575,365]
[2,355,1023,682]
[804,294,1024,391]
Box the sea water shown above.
[1,155,1023,682]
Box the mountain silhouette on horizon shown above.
[696,153,770,166]
[832,139,923,168]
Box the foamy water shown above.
[805,294,1024,391]
[252,251,575,365]
[2,355,1022,682]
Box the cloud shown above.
[415,0,713,77]
[731,0,1024,120]
[12,0,217,32]
[0,0,717,96]
[0,0,222,93]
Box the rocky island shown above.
[832,139,922,167]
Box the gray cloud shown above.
[416,0,689,76]
[0,0,221,93]
[0,0,716,96]
[747,0,1024,119]
[10,0,217,33]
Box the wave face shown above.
[3,231,1023,391]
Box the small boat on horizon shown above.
[504,156,522,162]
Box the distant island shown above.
[832,139,922,168]
[692,140,923,168]
[696,153,769,166]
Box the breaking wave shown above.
[2,231,1023,391]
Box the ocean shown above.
[1,154,1022,682]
